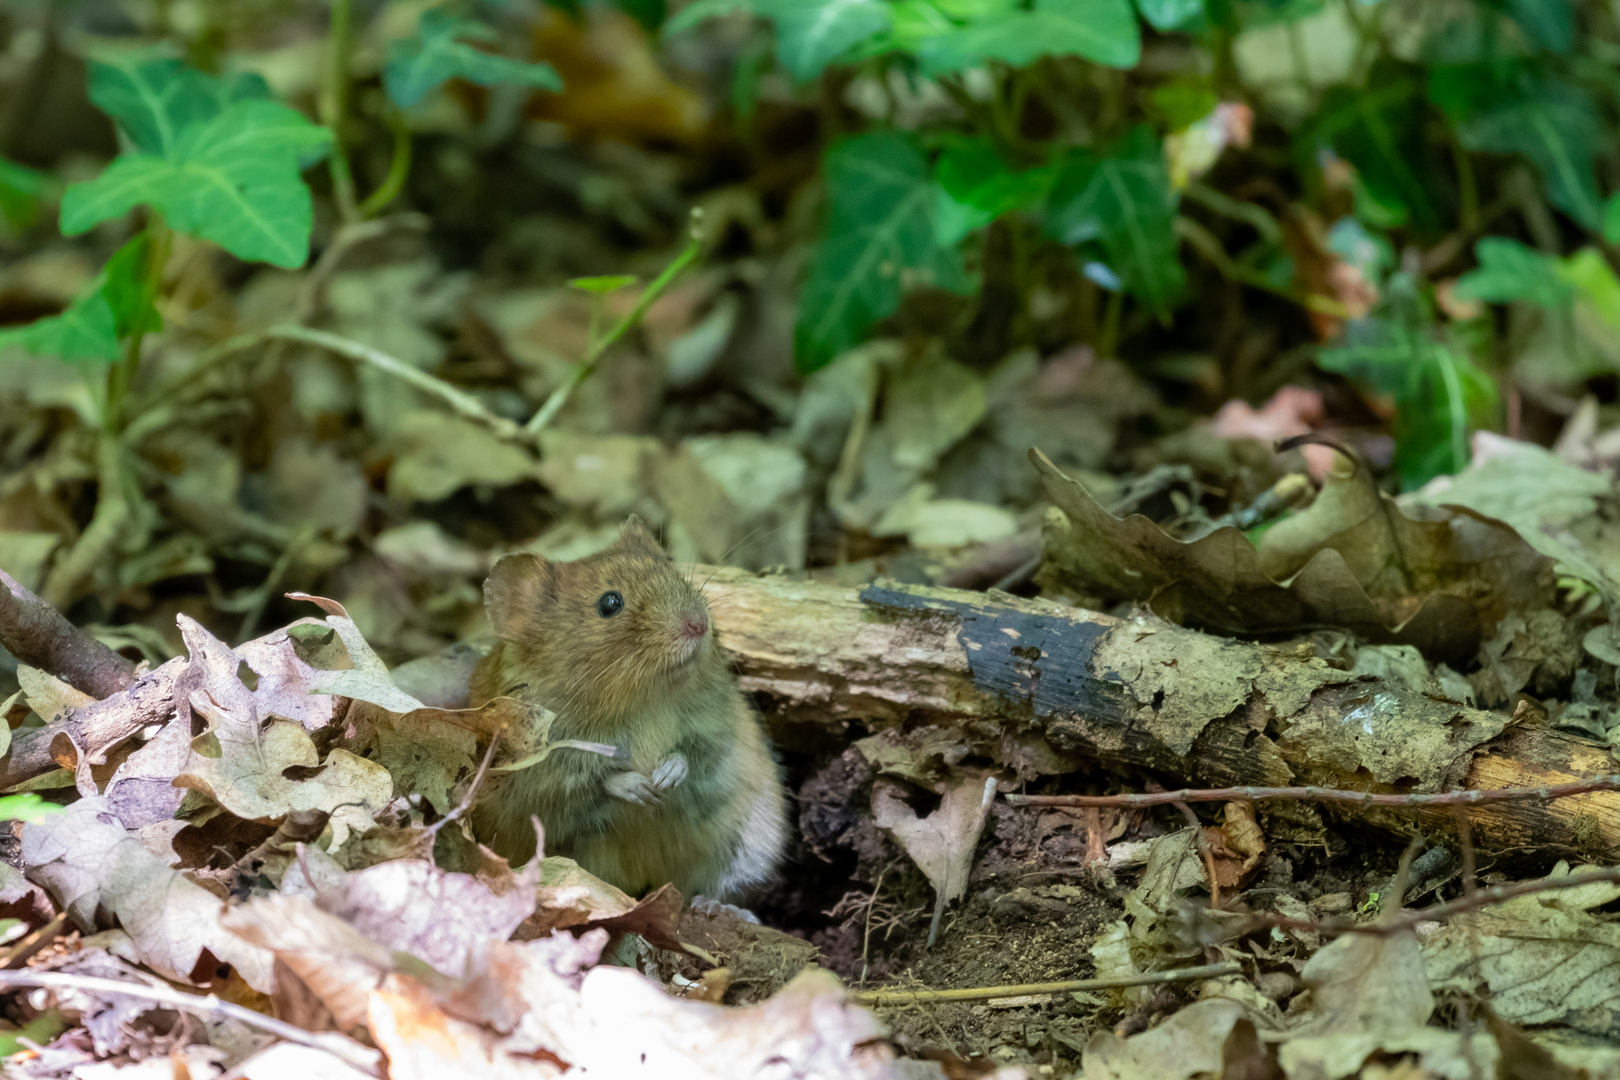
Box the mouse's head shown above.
[483,516,715,721]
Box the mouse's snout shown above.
[679,613,708,640]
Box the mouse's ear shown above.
[484,552,557,642]
[618,514,664,554]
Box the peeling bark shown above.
[704,570,1620,863]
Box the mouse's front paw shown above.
[651,752,688,794]
[604,769,658,805]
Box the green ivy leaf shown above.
[795,131,972,374]
[1500,0,1573,54]
[1313,72,1439,230]
[932,138,1054,246]
[1134,0,1204,32]
[1044,126,1184,315]
[1603,193,1620,246]
[917,0,1141,73]
[1456,77,1602,229]
[385,10,562,109]
[756,0,892,82]
[87,55,269,157]
[0,793,64,823]
[60,100,332,268]
[1319,292,1496,489]
[1453,237,1571,308]
[0,155,47,228]
[1558,248,1620,333]
[570,274,637,294]
[101,234,163,339]
[0,235,158,363]
[0,283,119,362]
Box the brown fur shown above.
[469,517,788,900]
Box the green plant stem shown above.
[851,962,1241,1006]
[1183,182,1282,246]
[0,971,380,1075]
[321,0,358,223]
[41,432,128,611]
[356,111,413,219]
[104,219,171,433]
[264,324,522,440]
[42,217,171,610]
[522,230,703,439]
[1450,135,1479,233]
[1175,216,1351,319]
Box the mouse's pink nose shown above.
[680,614,708,640]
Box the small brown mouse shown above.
[468,517,788,902]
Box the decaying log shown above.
[704,569,1620,864]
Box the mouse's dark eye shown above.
[596,591,624,618]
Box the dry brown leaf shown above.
[23,798,275,991]
[16,662,94,723]
[523,857,683,952]
[319,858,541,978]
[527,5,708,144]
[177,698,390,847]
[871,774,997,937]
[369,972,551,1080]
[1079,998,1247,1079]
[221,893,409,1030]
[1033,448,1554,664]
[1422,867,1620,1042]
[288,593,430,713]
[1278,925,1467,1079]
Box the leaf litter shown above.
[10,4,1620,1078]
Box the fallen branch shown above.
[1252,864,1620,938]
[850,960,1241,1005]
[0,569,134,699]
[701,570,1620,863]
[0,656,183,787]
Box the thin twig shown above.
[0,970,380,1075]
[523,214,704,439]
[1251,865,1620,939]
[40,432,129,612]
[1172,800,1220,909]
[0,912,66,971]
[860,864,887,986]
[1175,216,1351,318]
[429,732,501,836]
[850,961,1242,1005]
[264,324,522,442]
[1004,774,1620,810]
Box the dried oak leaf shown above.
[521,856,682,952]
[23,797,274,991]
[871,774,997,938]
[105,615,340,831]
[1033,447,1555,665]
[1422,867,1620,1041]
[1279,922,1494,1079]
[222,893,417,1030]
[1079,998,1248,1080]
[318,857,541,978]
